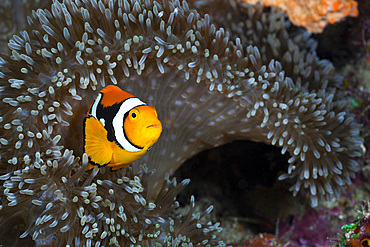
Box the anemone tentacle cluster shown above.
[0,0,363,245]
[188,0,364,204]
[0,153,221,246]
[0,0,53,54]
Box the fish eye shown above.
[361,239,370,247]
[129,109,140,121]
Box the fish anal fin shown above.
[84,116,113,166]
[86,163,95,171]
[107,162,131,171]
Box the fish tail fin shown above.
[83,116,113,168]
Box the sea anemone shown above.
[0,157,222,246]
[187,0,364,205]
[0,0,52,54]
[0,0,363,245]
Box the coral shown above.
[279,207,340,247]
[0,0,364,245]
[239,0,358,33]
[333,201,370,247]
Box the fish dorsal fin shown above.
[100,85,135,108]
[84,116,113,166]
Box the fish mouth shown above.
[146,123,161,128]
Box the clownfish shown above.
[83,85,162,170]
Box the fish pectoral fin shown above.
[142,143,152,151]
[84,116,113,166]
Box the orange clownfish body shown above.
[83,85,162,170]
